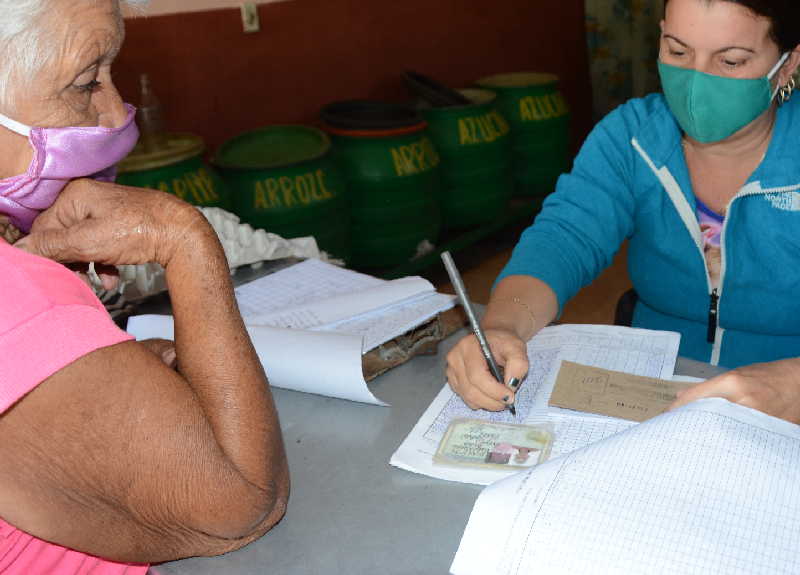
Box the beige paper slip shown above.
[548,361,697,422]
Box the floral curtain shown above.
[585,0,664,120]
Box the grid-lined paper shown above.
[452,398,800,575]
[234,258,381,319]
[233,258,453,350]
[390,324,680,485]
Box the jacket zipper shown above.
[707,288,719,343]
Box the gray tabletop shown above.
[154,324,726,575]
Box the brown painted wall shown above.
[116,0,593,155]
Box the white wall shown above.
[123,0,284,17]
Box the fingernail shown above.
[508,377,521,390]
[502,395,510,403]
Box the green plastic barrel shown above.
[421,89,513,229]
[322,101,441,268]
[117,133,231,209]
[476,73,570,197]
[213,126,351,261]
[322,101,442,269]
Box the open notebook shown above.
[127,259,454,405]
[233,258,454,351]
[451,398,800,575]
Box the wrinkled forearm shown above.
[164,212,288,498]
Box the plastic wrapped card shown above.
[433,418,553,471]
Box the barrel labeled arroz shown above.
[213,126,351,262]
[325,116,443,269]
[476,72,571,198]
[421,88,513,230]
[117,132,231,209]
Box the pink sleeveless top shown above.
[0,239,146,574]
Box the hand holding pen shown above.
[441,252,528,414]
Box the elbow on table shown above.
[202,477,289,555]
[173,472,290,559]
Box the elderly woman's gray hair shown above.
[0,0,147,110]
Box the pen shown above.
[441,251,517,416]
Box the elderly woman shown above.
[0,1,288,573]
[447,0,800,422]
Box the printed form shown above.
[451,398,800,575]
[390,324,680,484]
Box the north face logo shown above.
[765,192,800,211]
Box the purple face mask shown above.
[0,103,139,232]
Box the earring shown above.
[779,77,796,104]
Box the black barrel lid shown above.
[403,70,471,108]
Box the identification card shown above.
[434,418,553,471]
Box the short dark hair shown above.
[665,0,800,53]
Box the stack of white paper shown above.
[127,259,454,406]
[235,258,454,351]
[451,398,800,575]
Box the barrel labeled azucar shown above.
[322,100,442,268]
[213,126,350,261]
[476,72,570,197]
[117,132,231,209]
[421,89,513,229]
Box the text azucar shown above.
[458,110,510,146]
[519,93,568,122]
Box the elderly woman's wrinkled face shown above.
[1,0,128,178]
[20,0,127,128]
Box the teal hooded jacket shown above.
[499,93,800,368]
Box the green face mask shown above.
[658,53,789,143]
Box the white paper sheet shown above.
[390,324,681,484]
[126,259,455,406]
[246,277,433,329]
[451,398,800,575]
[233,258,454,351]
[126,315,387,406]
[234,258,381,318]
[319,291,455,352]
[524,411,636,459]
